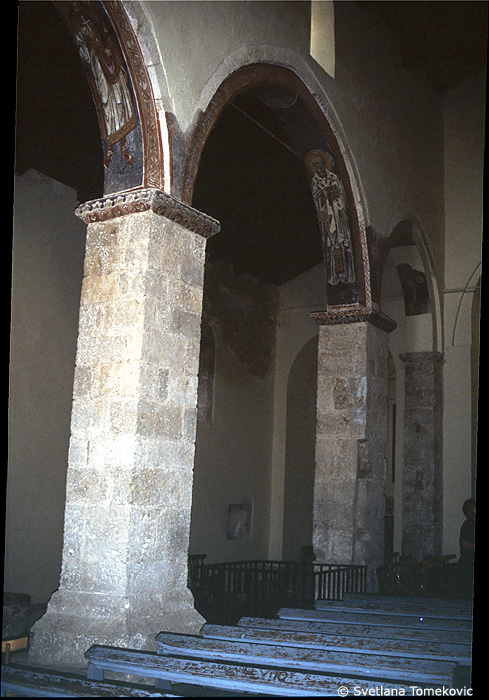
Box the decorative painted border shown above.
[75,189,220,239]
[311,306,397,333]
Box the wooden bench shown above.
[341,594,472,610]
[277,607,472,631]
[314,599,473,620]
[0,664,173,697]
[84,643,414,696]
[155,630,461,688]
[237,615,473,644]
[1,636,28,665]
[200,622,472,665]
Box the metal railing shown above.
[188,557,367,619]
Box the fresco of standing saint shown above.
[306,149,355,286]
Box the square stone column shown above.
[311,308,396,590]
[399,351,444,558]
[29,189,219,669]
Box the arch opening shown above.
[184,65,370,307]
[189,71,358,563]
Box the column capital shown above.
[75,188,220,238]
[311,305,397,333]
[399,351,444,365]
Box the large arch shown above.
[54,0,165,194]
[184,60,396,583]
[181,62,372,310]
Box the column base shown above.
[28,588,205,670]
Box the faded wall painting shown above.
[227,502,252,540]
[396,263,431,316]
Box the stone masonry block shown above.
[136,400,183,440]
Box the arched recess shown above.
[282,336,318,561]
[379,218,441,557]
[54,0,164,195]
[378,217,442,354]
[181,63,372,309]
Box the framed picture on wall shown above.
[227,501,252,539]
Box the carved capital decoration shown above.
[311,306,397,333]
[399,351,444,366]
[75,188,220,238]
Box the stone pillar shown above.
[400,351,444,558]
[311,309,396,590]
[29,189,220,669]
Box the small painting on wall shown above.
[227,501,252,540]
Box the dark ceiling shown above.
[359,0,488,94]
[192,93,325,286]
[15,1,104,203]
[15,1,487,286]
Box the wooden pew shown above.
[314,599,473,620]
[84,644,414,696]
[155,630,460,687]
[277,607,472,631]
[237,615,473,645]
[200,622,472,665]
[0,664,173,697]
[341,594,472,610]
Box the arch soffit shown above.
[95,0,167,191]
[184,46,368,215]
[118,0,174,191]
[180,46,372,307]
[380,213,442,354]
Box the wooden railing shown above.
[188,557,367,622]
[376,553,464,598]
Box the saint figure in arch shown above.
[306,149,355,286]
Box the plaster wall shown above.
[190,263,276,563]
[269,264,325,559]
[442,75,485,557]
[190,263,328,563]
[7,171,86,603]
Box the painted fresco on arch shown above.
[305,149,357,305]
[56,0,143,194]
